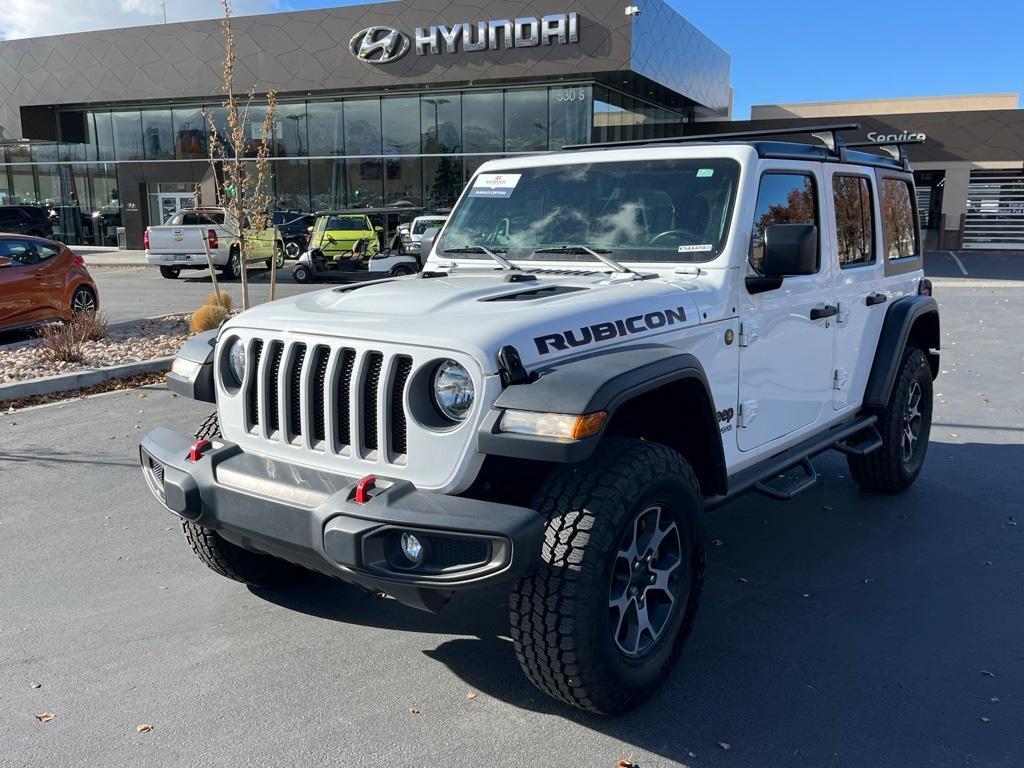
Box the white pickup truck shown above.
[145,207,285,280]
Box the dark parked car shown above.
[0,234,98,332]
[271,211,315,258]
[0,205,54,239]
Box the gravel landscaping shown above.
[0,315,191,384]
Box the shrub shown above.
[190,303,230,334]
[37,311,109,363]
[204,290,232,310]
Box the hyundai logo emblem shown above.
[350,26,411,64]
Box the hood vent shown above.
[484,285,588,302]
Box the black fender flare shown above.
[165,329,217,403]
[478,344,726,481]
[863,295,940,410]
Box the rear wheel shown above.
[220,250,241,280]
[159,266,180,280]
[389,263,415,276]
[266,243,286,271]
[849,347,933,493]
[70,285,97,314]
[509,438,706,714]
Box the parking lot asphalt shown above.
[1,278,1022,768]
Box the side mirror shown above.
[746,224,818,295]
[374,225,383,233]
[762,224,818,277]
[419,227,441,260]
[0,256,11,268]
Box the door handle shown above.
[866,292,888,306]
[810,304,839,320]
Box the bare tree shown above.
[205,0,278,309]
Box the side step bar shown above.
[754,457,817,501]
[705,415,879,511]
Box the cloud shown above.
[0,0,278,41]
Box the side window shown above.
[1,240,38,265]
[750,173,818,273]
[833,175,875,267]
[37,244,61,261]
[881,178,919,259]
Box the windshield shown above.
[320,216,370,231]
[413,218,446,234]
[438,158,740,264]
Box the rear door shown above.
[737,165,837,451]
[826,167,887,410]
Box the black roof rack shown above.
[845,137,925,171]
[564,122,861,157]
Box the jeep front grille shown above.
[239,338,413,463]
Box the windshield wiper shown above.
[532,245,633,274]
[442,246,520,271]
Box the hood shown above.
[225,271,704,372]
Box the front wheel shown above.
[293,264,312,283]
[509,438,706,714]
[848,347,933,493]
[159,265,180,280]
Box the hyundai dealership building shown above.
[0,0,731,248]
[1,0,1022,251]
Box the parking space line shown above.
[947,251,969,276]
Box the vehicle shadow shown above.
[253,440,1024,767]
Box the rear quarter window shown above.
[881,178,919,259]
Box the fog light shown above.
[401,532,424,564]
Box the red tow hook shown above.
[187,438,212,462]
[354,475,377,504]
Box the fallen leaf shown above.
[801,593,811,599]
[981,670,996,678]
[738,577,748,584]
[949,433,959,438]
[711,539,724,547]
[617,759,639,768]
[466,691,477,700]
[29,681,41,689]
[407,706,420,714]
[822,505,832,511]
[863,578,874,584]
[1008,517,1017,527]
[159,586,168,591]
[719,742,731,751]
[990,697,1000,704]
[136,724,153,733]
[980,716,990,723]
[35,712,55,723]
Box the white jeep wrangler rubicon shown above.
[141,125,939,715]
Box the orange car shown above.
[0,234,98,332]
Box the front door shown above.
[737,167,837,451]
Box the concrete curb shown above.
[0,356,174,403]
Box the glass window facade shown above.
[2,83,684,245]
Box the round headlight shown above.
[433,360,475,422]
[227,339,246,386]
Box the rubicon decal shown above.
[534,307,687,355]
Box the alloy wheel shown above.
[901,380,923,463]
[608,504,684,657]
[72,288,96,313]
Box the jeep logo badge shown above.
[350,26,411,64]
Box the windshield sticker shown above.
[678,244,714,253]
[469,173,522,198]
[697,168,714,178]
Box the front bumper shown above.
[139,427,543,610]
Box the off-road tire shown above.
[182,521,307,588]
[159,265,180,279]
[509,438,706,714]
[849,346,933,493]
[182,411,307,587]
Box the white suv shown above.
[142,125,939,715]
